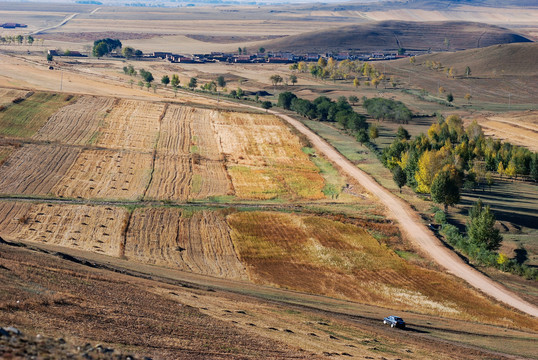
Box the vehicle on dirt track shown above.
[383,315,406,328]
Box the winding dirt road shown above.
[268,109,538,318]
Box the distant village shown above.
[1,23,27,29]
[47,49,411,63]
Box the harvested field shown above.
[145,155,192,201]
[0,145,14,166]
[125,208,247,279]
[157,104,193,156]
[33,96,115,145]
[0,202,128,256]
[191,108,222,160]
[0,145,80,196]
[228,211,531,326]
[146,155,231,201]
[0,92,76,138]
[94,99,163,151]
[52,149,153,201]
[213,112,325,200]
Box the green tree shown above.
[145,82,151,91]
[446,93,454,103]
[137,80,144,89]
[277,91,297,110]
[261,101,272,112]
[161,75,170,87]
[289,74,297,86]
[396,126,410,140]
[238,47,242,55]
[122,46,134,59]
[531,153,538,182]
[369,124,379,143]
[348,95,358,105]
[188,77,197,90]
[171,74,180,88]
[356,128,369,145]
[258,47,265,53]
[92,42,108,57]
[216,75,226,88]
[26,35,34,45]
[139,69,153,83]
[466,200,502,250]
[464,66,471,78]
[15,35,23,45]
[270,74,283,87]
[46,53,53,61]
[392,166,407,193]
[431,169,460,211]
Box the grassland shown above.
[0,92,76,138]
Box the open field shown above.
[476,111,538,152]
[228,211,533,327]
[0,88,32,107]
[125,207,247,280]
[214,111,325,200]
[94,99,163,151]
[0,91,76,138]
[0,201,127,256]
[33,95,115,145]
[52,149,153,201]
[0,144,80,196]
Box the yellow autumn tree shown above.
[415,150,446,193]
[497,162,505,178]
[505,160,517,178]
[446,114,464,137]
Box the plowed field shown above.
[227,211,530,326]
[0,201,128,256]
[0,145,80,196]
[125,208,247,279]
[52,150,153,200]
[94,99,163,151]
[33,96,115,145]
[213,112,325,200]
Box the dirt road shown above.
[268,109,538,318]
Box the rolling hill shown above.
[260,20,532,52]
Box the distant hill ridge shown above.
[260,21,532,53]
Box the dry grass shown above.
[228,211,536,328]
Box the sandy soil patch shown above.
[0,144,80,196]
[0,202,128,256]
[125,208,247,280]
[475,111,538,151]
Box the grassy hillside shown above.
[411,42,538,76]
[261,21,532,52]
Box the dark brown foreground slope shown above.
[261,21,532,52]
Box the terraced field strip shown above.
[193,108,222,160]
[212,111,325,200]
[145,155,192,201]
[0,92,76,138]
[157,104,192,156]
[33,96,115,145]
[125,207,247,280]
[192,159,232,199]
[0,201,128,256]
[227,211,531,326]
[95,99,163,151]
[52,149,153,201]
[0,144,80,196]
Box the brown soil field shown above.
[0,201,128,256]
[228,211,533,328]
[0,144,80,196]
[125,208,247,280]
[52,149,153,201]
[213,111,325,200]
[0,244,311,360]
[474,111,538,151]
[33,96,115,145]
[94,99,163,152]
[37,31,173,42]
